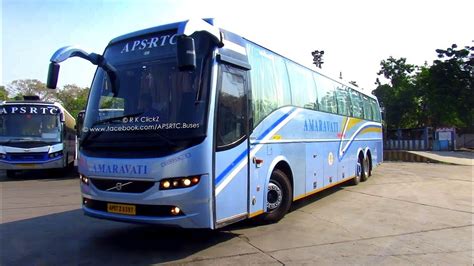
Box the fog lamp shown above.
[171,206,181,215]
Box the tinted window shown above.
[286,61,318,110]
[362,95,373,120]
[247,43,291,126]
[350,89,364,118]
[370,98,382,122]
[314,73,337,114]
[216,66,246,147]
[335,85,352,116]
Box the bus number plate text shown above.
[107,203,136,215]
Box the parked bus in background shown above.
[47,19,382,229]
[0,96,76,177]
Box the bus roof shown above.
[107,18,377,100]
[1,101,75,119]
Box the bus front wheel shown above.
[260,169,292,223]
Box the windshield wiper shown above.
[5,138,35,143]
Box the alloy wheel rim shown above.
[267,182,283,210]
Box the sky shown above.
[2,0,473,93]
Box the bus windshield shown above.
[82,32,212,153]
[0,108,61,143]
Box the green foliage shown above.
[373,57,420,129]
[374,44,473,130]
[4,79,89,119]
[55,84,89,118]
[0,86,8,101]
[6,79,56,101]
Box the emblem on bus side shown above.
[328,152,334,166]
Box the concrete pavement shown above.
[1,162,473,265]
[408,151,473,166]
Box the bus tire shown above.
[260,169,292,223]
[361,156,370,182]
[350,158,362,186]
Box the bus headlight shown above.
[159,176,200,190]
[0,153,6,159]
[80,174,89,185]
[48,151,63,158]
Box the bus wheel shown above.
[361,156,370,182]
[351,159,362,186]
[260,169,292,223]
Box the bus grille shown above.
[8,152,48,161]
[90,178,155,193]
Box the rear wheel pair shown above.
[351,155,371,185]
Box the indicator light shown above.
[159,176,201,190]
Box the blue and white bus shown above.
[47,19,382,229]
[0,96,76,177]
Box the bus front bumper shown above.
[0,157,64,170]
[80,174,212,229]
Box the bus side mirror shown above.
[47,62,60,89]
[76,112,84,136]
[177,36,196,71]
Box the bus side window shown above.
[370,99,382,122]
[362,96,373,120]
[216,67,247,148]
[286,61,318,110]
[350,89,364,119]
[314,73,337,114]
[335,85,352,116]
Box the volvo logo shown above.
[24,149,30,152]
[106,181,133,192]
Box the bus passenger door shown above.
[214,65,249,228]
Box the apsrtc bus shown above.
[0,96,76,177]
[47,19,382,229]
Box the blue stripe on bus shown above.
[255,108,296,141]
[215,108,296,186]
[215,149,248,185]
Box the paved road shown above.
[1,163,472,265]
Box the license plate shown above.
[107,203,136,215]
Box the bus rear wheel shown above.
[361,156,370,182]
[351,158,362,186]
[260,169,292,223]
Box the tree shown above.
[55,84,89,118]
[6,79,56,101]
[421,44,474,129]
[373,44,473,131]
[0,86,8,101]
[373,57,420,129]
